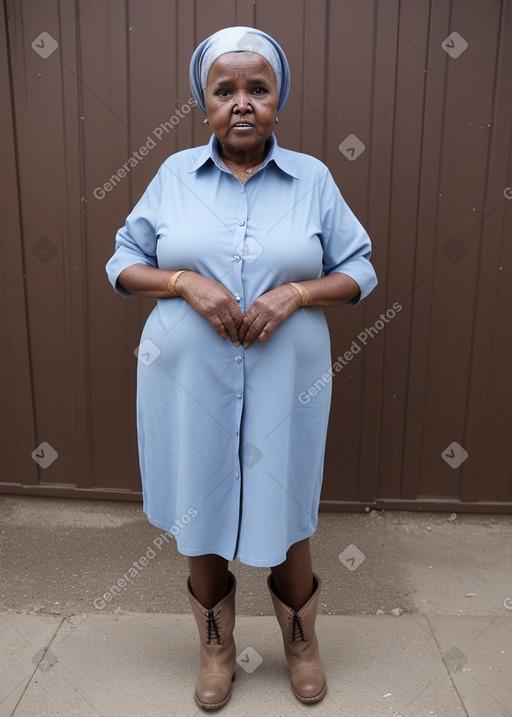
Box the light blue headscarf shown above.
[189,26,290,116]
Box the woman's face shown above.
[205,52,279,158]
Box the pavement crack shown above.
[9,615,66,715]
[424,613,471,717]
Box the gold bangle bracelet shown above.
[287,282,310,307]
[167,270,188,296]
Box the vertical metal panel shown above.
[77,0,135,492]
[0,1,38,487]
[362,0,402,505]
[1,0,511,511]
[461,0,512,503]
[322,0,382,505]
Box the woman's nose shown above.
[233,91,251,111]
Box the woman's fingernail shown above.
[243,342,249,348]
[233,340,240,347]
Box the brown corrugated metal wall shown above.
[1,0,511,511]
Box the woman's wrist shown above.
[289,274,360,307]
[286,282,310,307]
[167,270,189,296]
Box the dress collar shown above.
[188,133,298,179]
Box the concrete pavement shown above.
[1,496,511,715]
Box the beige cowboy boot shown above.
[187,571,236,710]
[267,572,327,703]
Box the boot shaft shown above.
[187,572,236,645]
[268,573,322,643]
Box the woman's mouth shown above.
[232,122,254,130]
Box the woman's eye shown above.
[253,87,266,94]
[218,90,231,98]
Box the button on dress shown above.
[105,134,377,567]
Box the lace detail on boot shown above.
[290,613,306,642]
[206,608,223,644]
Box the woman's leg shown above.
[270,537,314,611]
[188,554,230,608]
[186,554,235,709]
[268,537,326,703]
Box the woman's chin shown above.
[221,132,268,153]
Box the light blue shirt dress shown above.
[105,134,377,567]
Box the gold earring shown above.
[275,116,279,124]
[203,117,209,124]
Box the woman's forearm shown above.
[298,273,360,307]
[118,265,359,306]
[118,264,187,298]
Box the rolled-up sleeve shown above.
[105,168,163,297]
[319,171,378,307]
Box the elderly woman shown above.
[106,26,377,710]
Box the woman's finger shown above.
[220,307,243,344]
[240,287,298,346]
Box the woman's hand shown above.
[178,272,244,344]
[117,266,360,347]
[238,284,301,348]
